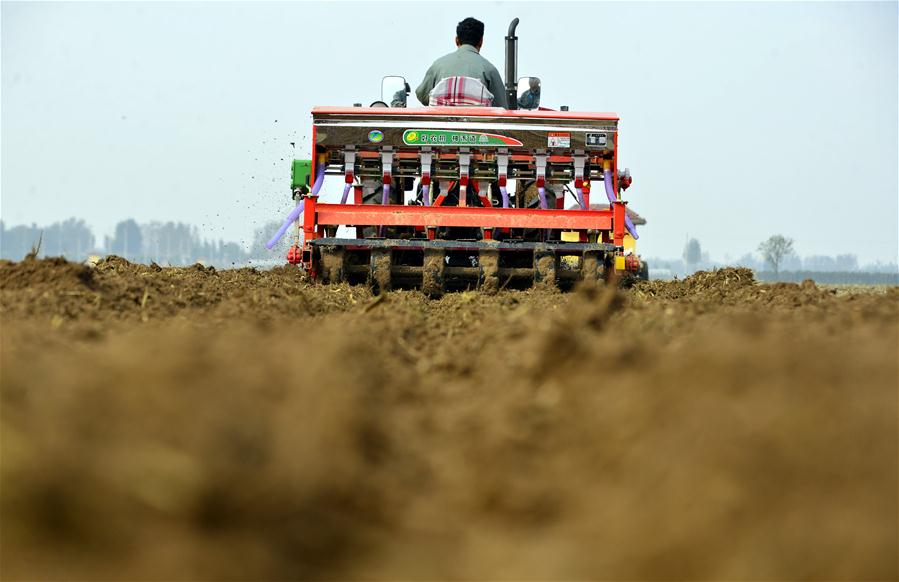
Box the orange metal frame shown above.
[302,196,626,245]
[303,106,626,269]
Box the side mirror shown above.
[516,76,541,110]
[381,75,409,108]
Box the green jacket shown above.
[415,44,508,108]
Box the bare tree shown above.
[683,238,702,268]
[758,235,795,274]
[110,219,143,260]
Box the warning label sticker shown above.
[586,133,607,147]
[547,132,571,148]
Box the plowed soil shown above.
[1,257,897,581]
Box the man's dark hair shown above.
[456,17,485,47]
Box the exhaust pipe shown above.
[505,18,519,110]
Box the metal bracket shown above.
[535,150,547,188]
[420,147,433,185]
[458,148,471,207]
[343,145,356,183]
[573,149,586,188]
[497,148,509,186]
[380,147,394,184]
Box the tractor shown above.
[267,18,647,294]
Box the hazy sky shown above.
[2,1,897,262]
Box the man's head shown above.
[455,17,484,50]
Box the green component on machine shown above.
[291,159,312,192]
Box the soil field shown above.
[1,257,897,580]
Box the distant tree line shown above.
[649,234,897,282]
[755,271,898,285]
[1,218,288,267]
[1,218,95,260]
